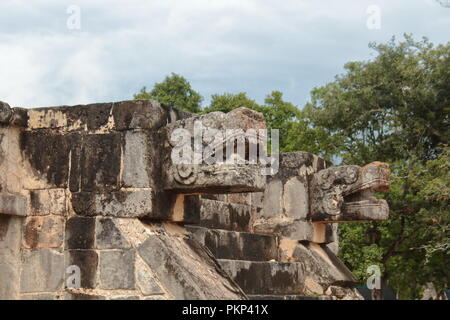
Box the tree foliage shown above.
[305,35,449,299]
[134,73,203,113]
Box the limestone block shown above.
[78,133,122,192]
[112,100,167,130]
[20,131,75,188]
[67,250,98,289]
[188,198,253,232]
[290,243,357,292]
[71,189,153,218]
[187,225,278,261]
[138,231,246,300]
[22,216,65,249]
[122,131,155,188]
[20,293,61,300]
[20,248,65,292]
[283,177,308,220]
[99,250,136,290]
[65,217,95,249]
[136,257,164,296]
[95,217,131,249]
[29,189,67,216]
[261,179,283,219]
[0,216,22,299]
[218,259,305,295]
[0,193,28,216]
[27,103,113,131]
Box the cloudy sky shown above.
[0,0,448,109]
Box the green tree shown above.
[203,92,260,113]
[134,73,203,113]
[304,35,450,299]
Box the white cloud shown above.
[0,0,448,108]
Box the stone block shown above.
[27,103,113,131]
[20,132,75,188]
[0,216,22,299]
[218,259,305,295]
[192,199,254,232]
[187,226,278,261]
[78,133,122,192]
[136,260,164,296]
[0,193,28,216]
[122,131,155,188]
[21,293,61,300]
[29,189,66,216]
[71,189,153,218]
[65,217,95,249]
[112,100,167,130]
[99,250,135,290]
[23,216,65,249]
[67,250,98,289]
[138,233,246,299]
[283,177,308,220]
[95,217,131,249]
[261,180,283,218]
[20,248,65,292]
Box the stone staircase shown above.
[186,197,329,300]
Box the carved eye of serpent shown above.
[173,164,197,185]
[323,190,344,216]
[319,169,335,190]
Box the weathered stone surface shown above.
[160,108,266,194]
[0,101,13,124]
[65,217,95,249]
[0,193,28,216]
[0,216,22,299]
[27,103,113,131]
[283,177,308,220]
[65,292,106,300]
[99,250,135,290]
[112,100,167,130]
[136,259,164,296]
[67,250,98,289]
[218,259,305,295]
[187,198,254,232]
[29,189,66,216]
[187,226,278,261]
[20,131,74,188]
[288,242,357,294]
[78,133,122,192]
[138,230,246,300]
[310,162,390,222]
[20,293,61,300]
[123,131,155,188]
[95,217,130,249]
[23,216,65,249]
[71,189,153,218]
[260,180,283,219]
[20,248,65,292]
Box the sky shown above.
[0,0,449,109]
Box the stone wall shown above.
[0,99,390,300]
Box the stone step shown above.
[248,295,331,300]
[218,259,305,295]
[185,198,255,232]
[186,226,279,261]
